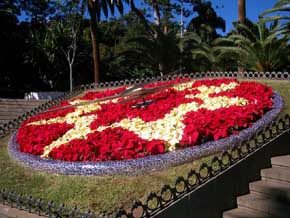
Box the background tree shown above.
[47,1,84,91]
[19,0,56,23]
[260,0,290,23]
[187,1,225,42]
[227,21,290,71]
[0,0,51,96]
[2,0,290,99]
[86,0,128,84]
[98,12,149,80]
[238,0,246,24]
[123,27,180,76]
[181,32,237,72]
[0,0,22,97]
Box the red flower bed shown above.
[16,78,274,162]
[17,122,74,155]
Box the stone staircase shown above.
[0,99,47,126]
[223,155,290,218]
[0,99,49,217]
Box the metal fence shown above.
[99,114,290,218]
[0,71,289,218]
[0,189,96,218]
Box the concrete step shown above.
[261,167,290,183]
[0,116,20,120]
[271,155,290,168]
[250,180,290,203]
[237,193,290,218]
[0,108,35,112]
[0,105,41,109]
[0,100,43,104]
[223,207,271,218]
[0,111,26,116]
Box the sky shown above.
[211,0,278,32]
[116,0,279,33]
[19,0,279,33]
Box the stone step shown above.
[0,104,41,109]
[0,107,38,112]
[0,99,47,104]
[0,116,20,120]
[237,193,290,218]
[250,180,290,203]
[0,111,25,116]
[261,167,290,183]
[0,103,43,108]
[223,207,271,218]
[271,155,290,168]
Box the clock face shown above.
[16,78,273,162]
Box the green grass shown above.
[0,79,289,214]
[0,136,208,213]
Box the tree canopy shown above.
[1,0,289,97]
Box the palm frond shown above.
[260,6,290,17]
[232,22,258,41]
[260,15,290,23]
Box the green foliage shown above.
[260,0,290,23]
[97,12,151,80]
[187,1,225,42]
[0,0,53,97]
[122,27,180,76]
[0,0,21,16]
[19,0,56,22]
[2,0,290,97]
[181,32,237,72]
[227,21,290,72]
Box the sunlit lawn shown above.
[0,79,289,214]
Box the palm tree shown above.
[238,0,246,24]
[183,32,238,71]
[260,0,290,22]
[122,27,180,76]
[86,0,128,83]
[187,1,225,42]
[226,21,290,72]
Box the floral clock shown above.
[9,78,283,175]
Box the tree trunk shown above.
[163,1,170,34]
[69,63,73,92]
[152,0,161,26]
[130,0,155,37]
[88,1,100,84]
[238,0,246,24]
[238,0,246,74]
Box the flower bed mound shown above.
[15,78,275,163]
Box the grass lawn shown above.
[0,79,289,215]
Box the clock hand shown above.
[45,70,184,113]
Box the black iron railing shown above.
[0,71,289,218]
[0,189,96,218]
[1,114,289,218]
[99,114,290,218]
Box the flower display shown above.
[16,78,274,162]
